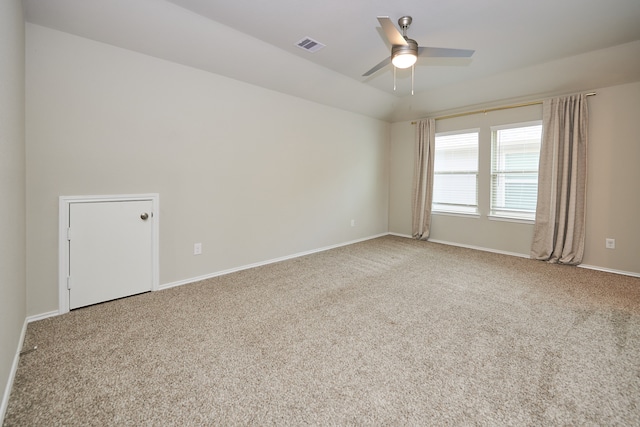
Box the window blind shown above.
[490,124,542,220]
[433,131,479,214]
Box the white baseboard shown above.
[426,238,530,259]
[1,310,58,421]
[579,264,640,278]
[159,233,389,291]
[388,232,412,239]
[402,235,640,278]
[158,231,639,287]
[26,310,59,323]
[1,318,28,423]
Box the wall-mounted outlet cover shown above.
[605,238,615,249]
[194,243,202,255]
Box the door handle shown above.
[140,212,149,220]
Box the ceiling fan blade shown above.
[377,16,408,46]
[362,56,392,77]
[418,47,475,58]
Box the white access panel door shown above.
[68,200,153,309]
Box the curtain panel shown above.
[531,94,589,264]
[412,118,435,240]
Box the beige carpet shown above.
[5,236,640,426]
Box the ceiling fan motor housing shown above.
[392,38,419,67]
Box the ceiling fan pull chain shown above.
[411,64,415,95]
[393,66,397,91]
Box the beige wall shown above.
[0,0,26,417]
[390,81,640,275]
[26,24,390,316]
[583,82,640,273]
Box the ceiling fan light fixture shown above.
[391,39,418,69]
[392,52,417,68]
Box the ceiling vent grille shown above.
[295,37,326,53]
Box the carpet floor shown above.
[4,236,640,426]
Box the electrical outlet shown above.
[194,243,202,255]
[351,219,356,227]
[605,238,615,249]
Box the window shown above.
[490,123,542,220]
[433,131,479,214]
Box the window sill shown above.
[432,211,480,219]
[488,215,535,225]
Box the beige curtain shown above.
[531,94,588,264]
[412,118,435,240]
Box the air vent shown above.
[295,37,326,53]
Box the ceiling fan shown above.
[363,16,474,93]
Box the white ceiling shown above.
[23,0,640,122]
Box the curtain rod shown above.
[411,92,596,124]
